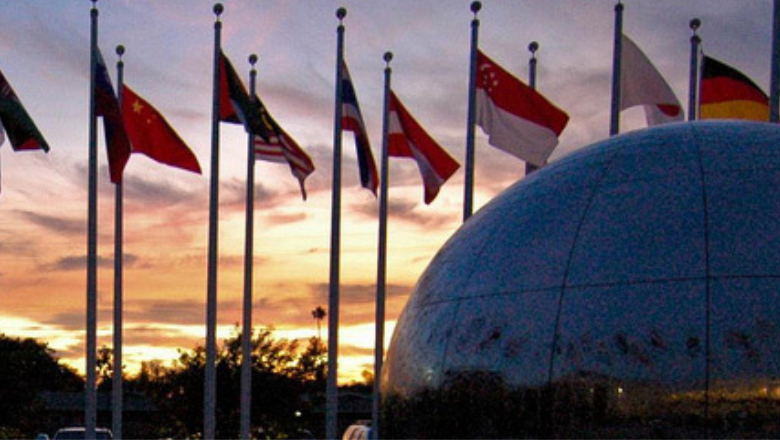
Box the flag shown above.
[255,129,315,200]
[475,50,569,167]
[0,68,50,153]
[388,91,459,204]
[95,47,131,183]
[239,81,315,200]
[250,91,315,200]
[121,85,201,174]
[218,51,277,141]
[700,55,769,121]
[340,60,378,195]
[620,34,684,126]
[0,67,50,194]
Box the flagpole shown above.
[771,0,780,123]
[240,53,258,440]
[463,1,481,222]
[688,19,701,122]
[525,42,539,176]
[205,4,223,440]
[86,1,99,439]
[327,8,347,440]
[371,51,393,440]
[609,1,624,136]
[113,44,126,440]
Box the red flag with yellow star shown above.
[121,85,201,174]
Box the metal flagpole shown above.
[205,4,223,440]
[86,1,99,438]
[609,1,624,136]
[371,51,393,440]
[463,1,481,222]
[525,42,539,176]
[771,0,780,123]
[113,44,126,440]
[327,8,347,440]
[240,53,258,440]
[688,19,701,122]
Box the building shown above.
[382,122,780,438]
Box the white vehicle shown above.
[342,423,371,440]
[52,427,113,440]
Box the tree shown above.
[0,334,82,438]
[96,345,114,390]
[311,306,326,341]
[129,326,325,439]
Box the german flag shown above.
[699,55,769,121]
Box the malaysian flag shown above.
[254,127,315,200]
[340,60,378,195]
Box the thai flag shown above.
[340,60,378,195]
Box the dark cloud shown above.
[307,282,413,326]
[220,177,281,213]
[218,254,271,270]
[123,174,204,208]
[15,210,84,236]
[262,211,308,227]
[122,325,201,349]
[340,345,374,358]
[124,298,205,327]
[41,312,83,332]
[41,253,139,272]
[349,197,458,230]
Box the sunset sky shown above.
[0,0,774,382]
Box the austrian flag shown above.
[475,50,568,167]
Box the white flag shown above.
[621,34,683,126]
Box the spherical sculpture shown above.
[383,122,780,438]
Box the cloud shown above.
[340,344,374,358]
[122,325,201,349]
[349,197,458,230]
[262,211,309,228]
[41,312,84,332]
[41,253,139,272]
[306,282,413,326]
[124,298,205,327]
[219,177,282,213]
[122,174,204,208]
[15,210,84,236]
[218,254,271,270]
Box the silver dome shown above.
[382,122,780,437]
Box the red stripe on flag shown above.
[700,76,769,106]
[476,50,568,136]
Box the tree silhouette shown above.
[311,306,326,341]
[0,334,82,437]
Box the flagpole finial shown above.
[383,51,393,65]
[248,54,258,67]
[470,1,481,16]
[690,18,701,44]
[528,41,539,57]
[213,3,224,18]
[615,1,624,12]
[116,45,125,58]
[690,18,701,33]
[336,7,347,22]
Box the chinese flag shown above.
[121,85,201,174]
